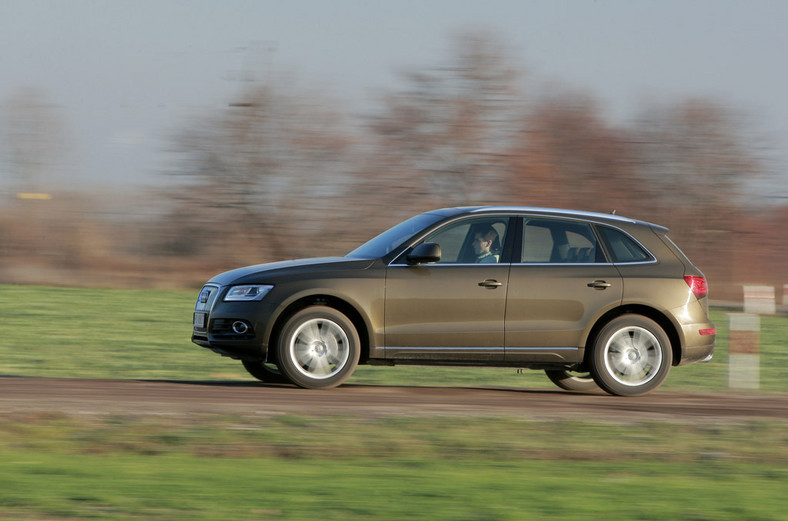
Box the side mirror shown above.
[406,243,441,264]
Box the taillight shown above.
[684,276,708,299]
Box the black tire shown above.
[241,360,290,384]
[276,306,360,389]
[545,369,599,393]
[590,314,672,396]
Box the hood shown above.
[208,257,375,286]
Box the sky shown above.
[1,0,787,199]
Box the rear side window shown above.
[598,227,653,263]
[522,219,603,263]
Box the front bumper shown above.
[191,284,271,361]
[192,319,269,360]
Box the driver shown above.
[472,226,499,263]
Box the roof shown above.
[428,206,666,230]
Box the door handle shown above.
[587,280,612,289]
[478,280,503,288]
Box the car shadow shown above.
[343,383,609,396]
[141,378,606,396]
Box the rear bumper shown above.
[677,322,716,366]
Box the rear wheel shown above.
[590,314,672,396]
[241,360,289,384]
[545,369,599,392]
[277,306,360,389]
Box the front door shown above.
[384,216,512,361]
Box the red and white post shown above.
[743,286,775,315]
[728,313,760,389]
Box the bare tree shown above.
[163,82,355,264]
[634,99,757,213]
[371,29,525,205]
[505,90,645,213]
[632,99,761,283]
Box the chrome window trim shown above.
[392,255,654,268]
[612,259,659,266]
[385,212,658,267]
[511,260,657,267]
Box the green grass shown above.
[0,284,784,392]
[0,413,785,521]
[0,284,241,380]
[0,285,786,519]
[2,453,783,520]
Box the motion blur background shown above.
[1,0,786,299]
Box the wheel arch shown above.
[583,305,682,367]
[266,294,372,365]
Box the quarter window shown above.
[522,219,602,263]
[598,227,653,263]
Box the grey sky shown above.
[1,0,786,197]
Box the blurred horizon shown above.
[0,1,786,296]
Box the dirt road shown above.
[1,376,785,421]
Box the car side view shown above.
[192,207,716,396]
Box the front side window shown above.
[522,219,603,263]
[421,217,509,264]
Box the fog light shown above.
[232,321,250,335]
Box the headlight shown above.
[224,285,274,301]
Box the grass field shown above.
[0,284,785,391]
[0,284,785,520]
[0,412,786,520]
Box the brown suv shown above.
[192,207,715,396]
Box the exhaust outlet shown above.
[232,321,249,335]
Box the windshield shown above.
[346,213,444,259]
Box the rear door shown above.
[505,217,623,363]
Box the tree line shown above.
[1,31,785,298]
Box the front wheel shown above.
[276,306,360,389]
[589,315,672,396]
[545,369,599,393]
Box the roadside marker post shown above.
[743,286,775,315]
[783,284,788,306]
[728,313,760,390]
